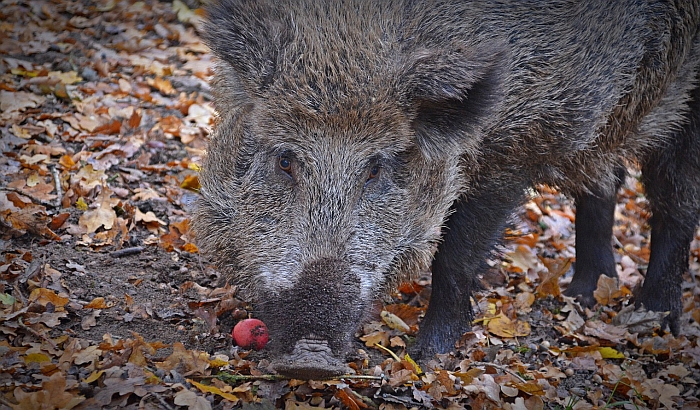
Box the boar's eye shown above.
[278,156,292,175]
[367,164,380,182]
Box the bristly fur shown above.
[193,0,700,374]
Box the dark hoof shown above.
[636,296,681,336]
[563,274,612,308]
[563,286,598,308]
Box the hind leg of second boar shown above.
[638,82,700,335]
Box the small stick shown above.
[17,315,59,350]
[13,283,28,306]
[49,164,63,209]
[612,236,649,267]
[110,246,145,258]
[150,392,175,410]
[470,361,528,383]
[373,343,400,361]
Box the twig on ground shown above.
[49,164,63,209]
[16,315,59,350]
[110,246,145,258]
[612,236,649,267]
[470,361,528,383]
[150,392,175,410]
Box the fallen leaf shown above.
[593,275,623,306]
[13,371,84,409]
[174,387,212,410]
[189,379,239,404]
[487,314,531,338]
[611,304,668,335]
[381,310,410,333]
[29,288,68,308]
[359,330,390,349]
[0,90,46,115]
[79,189,117,233]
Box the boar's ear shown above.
[399,46,506,159]
[202,0,290,98]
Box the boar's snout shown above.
[259,258,366,379]
[273,338,352,379]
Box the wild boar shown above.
[193,0,700,379]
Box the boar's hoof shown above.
[272,339,351,379]
[563,287,598,309]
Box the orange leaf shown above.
[84,297,112,309]
[397,281,424,294]
[93,119,121,135]
[182,243,199,253]
[29,288,68,308]
[49,212,70,230]
[384,304,423,327]
[335,387,363,410]
[127,110,141,129]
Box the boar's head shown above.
[193,0,505,379]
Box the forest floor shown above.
[1,1,699,409]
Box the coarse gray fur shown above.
[193,0,700,378]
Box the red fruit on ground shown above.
[232,318,269,350]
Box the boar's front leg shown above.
[415,180,526,356]
[565,166,626,306]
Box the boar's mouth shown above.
[272,338,352,379]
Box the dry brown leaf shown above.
[640,378,681,409]
[487,314,531,338]
[73,345,102,368]
[507,245,540,273]
[514,291,535,310]
[81,309,101,330]
[156,342,210,375]
[71,164,106,191]
[359,330,390,348]
[79,188,117,234]
[29,311,68,327]
[593,275,622,306]
[381,310,410,333]
[0,90,46,115]
[582,321,628,344]
[536,259,570,298]
[12,371,84,409]
[611,304,668,334]
[29,288,68,308]
[174,388,213,410]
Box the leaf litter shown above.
[1,0,699,409]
